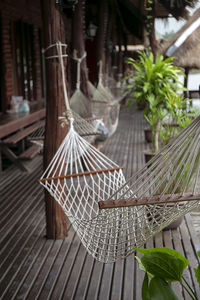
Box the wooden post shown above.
[96,0,108,83]
[184,67,189,98]
[146,0,157,59]
[41,0,68,239]
[71,0,91,104]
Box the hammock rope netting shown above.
[28,48,104,146]
[28,110,103,146]
[39,42,200,263]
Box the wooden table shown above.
[0,107,46,171]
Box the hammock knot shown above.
[59,110,74,128]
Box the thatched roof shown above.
[161,8,200,69]
[131,0,197,19]
[158,0,198,19]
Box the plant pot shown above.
[163,216,183,230]
[137,102,146,110]
[144,151,155,164]
[144,128,152,143]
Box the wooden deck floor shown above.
[1,105,200,300]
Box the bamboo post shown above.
[41,0,68,239]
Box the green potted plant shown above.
[124,50,184,160]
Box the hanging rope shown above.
[72,50,87,90]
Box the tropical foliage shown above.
[124,50,186,153]
[135,247,200,300]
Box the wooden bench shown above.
[0,108,45,172]
[3,120,45,145]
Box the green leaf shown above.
[142,273,151,300]
[135,247,189,269]
[194,264,200,286]
[135,256,154,278]
[141,252,185,281]
[149,277,179,300]
[197,251,200,258]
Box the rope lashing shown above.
[72,50,87,90]
[44,41,74,126]
[98,60,103,85]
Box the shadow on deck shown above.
[0,105,200,299]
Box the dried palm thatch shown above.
[158,0,198,19]
[161,8,200,69]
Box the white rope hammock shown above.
[39,41,129,221]
[70,50,89,118]
[90,61,120,137]
[106,73,127,103]
[66,116,200,263]
[28,111,102,147]
[39,41,200,263]
[28,48,102,146]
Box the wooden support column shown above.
[41,0,68,239]
[96,0,108,83]
[71,0,91,104]
[146,0,157,59]
[184,67,189,98]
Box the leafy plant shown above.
[160,103,199,146]
[135,247,200,300]
[124,50,184,153]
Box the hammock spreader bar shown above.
[98,193,200,209]
[39,166,122,183]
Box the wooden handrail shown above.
[39,166,122,183]
[98,193,200,209]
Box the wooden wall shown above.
[0,0,42,113]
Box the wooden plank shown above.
[98,262,114,300]
[172,225,195,299]
[0,108,45,138]
[71,254,95,300]
[85,260,104,300]
[48,234,83,300]
[179,216,200,297]
[3,120,45,145]
[37,227,76,300]
[62,243,89,300]
[19,144,41,160]
[13,240,54,300]
[0,171,42,234]
[0,213,45,299]
[1,144,29,172]
[0,189,43,258]
[122,255,135,300]
[19,240,63,300]
[110,259,124,300]
[163,230,183,298]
